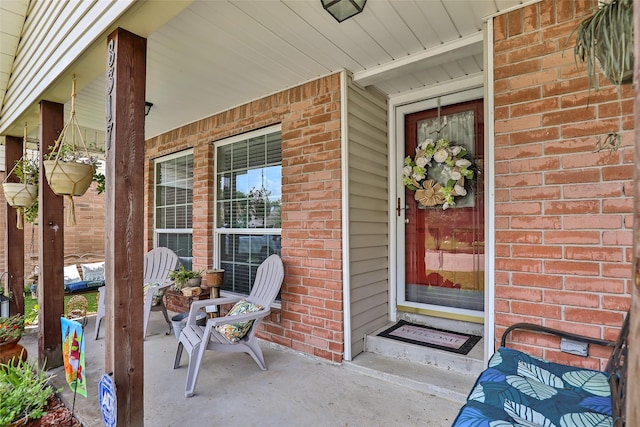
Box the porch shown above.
[21,313,466,426]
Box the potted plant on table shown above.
[573,0,633,88]
[169,265,204,292]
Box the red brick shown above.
[563,215,622,230]
[511,301,560,318]
[544,260,600,276]
[511,273,563,289]
[544,200,599,215]
[565,277,625,293]
[563,308,625,326]
[544,169,600,184]
[509,156,560,172]
[511,186,561,200]
[510,98,559,117]
[542,290,599,307]
[512,244,562,259]
[544,231,600,244]
[565,246,624,262]
[495,285,543,302]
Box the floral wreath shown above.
[402,138,474,210]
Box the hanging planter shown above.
[43,160,94,197]
[1,125,39,229]
[574,0,633,87]
[43,76,98,225]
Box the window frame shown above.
[153,149,194,267]
[213,124,282,298]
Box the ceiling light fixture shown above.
[321,0,367,23]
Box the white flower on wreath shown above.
[401,137,475,210]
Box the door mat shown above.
[378,320,481,355]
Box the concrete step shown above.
[344,351,477,404]
[364,324,486,377]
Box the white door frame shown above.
[388,75,495,360]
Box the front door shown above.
[401,99,484,317]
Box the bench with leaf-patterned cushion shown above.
[452,313,628,427]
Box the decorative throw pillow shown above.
[216,300,263,342]
[63,265,82,284]
[81,262,105,282]
[143,282,165,306]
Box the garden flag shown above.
[61,317,87,397]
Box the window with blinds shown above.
[215,127,282,295]
[154,150,194,269]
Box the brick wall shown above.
[145,74,344,363]
[493,0,632,369]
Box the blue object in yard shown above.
[98,373,116,427]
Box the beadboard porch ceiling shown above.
[1,0,531,142]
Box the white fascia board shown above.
[353,32,483,88]
[390,73,484,108]
[0,0,136,134]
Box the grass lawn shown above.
[23,291,99,325]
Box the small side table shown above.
[164,288,210,314]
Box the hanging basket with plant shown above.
[1,125,39,229]
[574,0,634,87]
[43,76,98,225]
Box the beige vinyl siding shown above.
[347,77,389,357]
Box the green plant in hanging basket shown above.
[574,0,634,88]
[2,157,39,210]
[43,143,98,197]
[42,77,98,225]
[1,126,40,229]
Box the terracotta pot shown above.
[43,160,95,197]
[1,183,38,208]
[0,338,28,365]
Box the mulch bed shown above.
[22,394,81,427]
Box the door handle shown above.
[397,198,408,217]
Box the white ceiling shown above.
[1,0,530,143]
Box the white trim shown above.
[341,71,352,361]
[153,148,194,163]
[213,124,282,148]
[389,76,486,320]
[353,32,483,88]
[153,148,195,249]
[484,18,496,363]
[482,0,542,21]
[211,125,283,290]
[390,73,484,107]
[387,90,398,324]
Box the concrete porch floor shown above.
[21,313,463,426]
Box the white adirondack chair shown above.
[173,254,284,397]
[93,247,179,339]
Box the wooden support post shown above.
[38,101,65,368]
[630,2,640,426]
[104,28,147,426]
[4,135,25,315]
